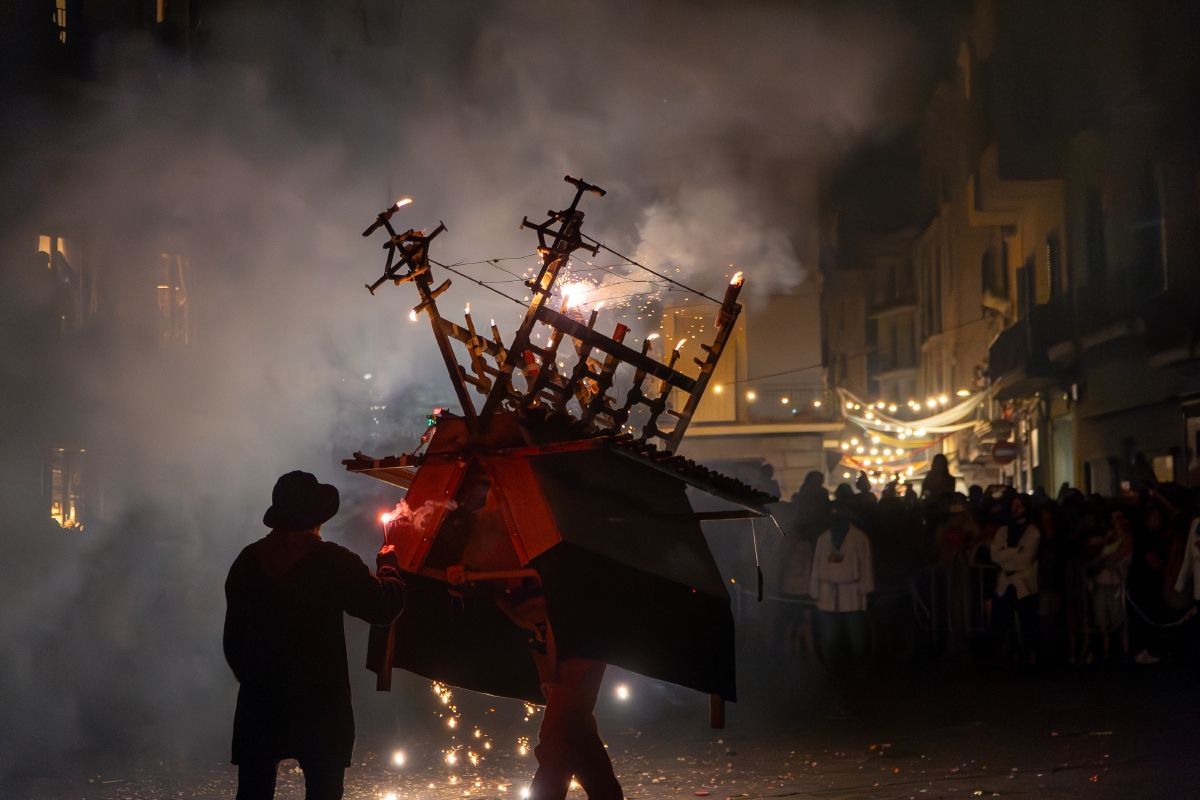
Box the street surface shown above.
[8,662,1200,800]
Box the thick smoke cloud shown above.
[0,0,925,782]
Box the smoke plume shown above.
[0,0,927,782]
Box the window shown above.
[38,233,91,338]
[53,0,67,43]
[156,253,193,346]
[46,447,86,530]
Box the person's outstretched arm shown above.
[339,544,406,625]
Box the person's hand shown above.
[376,544,401,574]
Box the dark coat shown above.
[224,530,405,766]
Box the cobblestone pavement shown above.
[9,665,1200,800]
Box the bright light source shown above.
[384,792,398,800]
[408,310,419,322]
[780,396,790,405]
[363,373,373,380]
[395,197,413,208]
[392,750,406,767]
[746,390,757,402]
[956,389,971,397]
[520,788,532,799]
[813,399,822,408]
[713,384,723,394]
[614,684,630,701]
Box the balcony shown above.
[988,295,1074,400]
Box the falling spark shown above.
[445,750,458,766]
[392,750,407,767]
[447,717,458,729]
[468,751,481,767]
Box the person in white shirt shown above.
[990,494,1041,665]
[809,503,874,674]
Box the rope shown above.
[430,259,527,307]
[1125,593,1199,629]
[581,234,724,305]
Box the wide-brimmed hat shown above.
[263,470,340,530]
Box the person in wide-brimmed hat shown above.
[224,470,405,800]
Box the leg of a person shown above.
[1017,593,1040,662]
[531,659,620,800]
[991,587,1016,662]
[569,713,623,800]
[845,611,871,673]
[818,610,849,673]
[236,761,279,800]
[297,760,345,800]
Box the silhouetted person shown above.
[495,581,622,800]
[224,471,405,800]
[922,454,955,500]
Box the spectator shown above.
[922,454,955,501]
[990,494,1041,666]
[1084,509,1131,662]
[1128,497,1173,664]
[809,502,875,677]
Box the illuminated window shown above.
[38,233,93,337]
[53,0,67,43]
[46,447,86,531]
[156,253,193,346]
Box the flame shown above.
[646,333,660,341]
[730,270,744,286]
[464,302,471,315]
[380,509,398,525]
[408,309,419,322]
[674,337,688,351]
[395,197,413,208]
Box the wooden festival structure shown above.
[344,176,774,720]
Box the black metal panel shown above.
[535,543,737,702]
[367,571,543,703]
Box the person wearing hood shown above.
[224,471,406,800]
[809,501,875,675]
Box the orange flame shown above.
[395,197,413,208]
[730,270,744,286]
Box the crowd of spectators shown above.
[757,461,1200,674]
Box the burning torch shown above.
[362,197,413,237]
